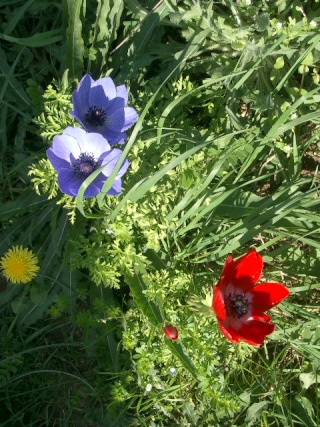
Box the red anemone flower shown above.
[212,249,289,346]
[164,325,179,340]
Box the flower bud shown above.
[163,325,179,340]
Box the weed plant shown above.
[0,0,319,426]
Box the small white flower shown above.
[169,367,177,375]
[310,20,317,28]
[283,145,292,154]
[145,383,152,392]
[291,113,298,120]
[276,22,283,29]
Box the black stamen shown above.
[73,153,97,180]
[225,292,250,319]
[84,105,107,127]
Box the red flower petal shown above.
[213,250,288,346]
[163,325,179,340]
[232,249,263,291]
[250,312,271,323]
[212,286,227,321]
[251,283,290,311]
[237,319,276,346]
[217,254,234,290]
[217,322,241,344]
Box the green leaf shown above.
[64,0,85,78]
[92,0,124,73]
[0,46,31,106]
[11,293,28,315]
[179,169,197,190]
[3,0,37,35]
[0,30,63,47]
[275,34,320,92]
[165,340,198,379]
[107,140,210,222]
[302,51,314,66]
[290,397,316,427]
[14,279,61,327]
[246,401,269,422]
[256,14,269,32]
[125,273,163,325]
[300,372,317,390]
[0,188,48,221]
[274,56,285,69]
[125,268,198,379]
[30,283,49,306]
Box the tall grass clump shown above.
[0,0,319,425]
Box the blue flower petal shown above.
[47,125,130,199]
[46,148,70,170]
[58,168,81,197]
[106,110,125,132]
[107,178,122,195]
[107,107,138,132]
[88,85,110,109]
[86,173,115,197]
[51,134,81,162]
[105,97,126,115]
[102,130,127,145]
[122,107,138,130]
[84,181,102,198]
[100,149,123,176]
[70,74,138,144]
[72,74,92,113]
[63,126,88,148]
[115,158,130,178]
[70,104,85,124]
[81,132,111,156]
[58,168,103,198]
[116,84,128,104]
[94,76,117,99]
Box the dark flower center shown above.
[73,153,98,180]
[225,292,250,319]
[84,105,107,127]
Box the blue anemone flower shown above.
[70,74,138,145]
[46,127,130,198]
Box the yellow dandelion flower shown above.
[0,246,39,284]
